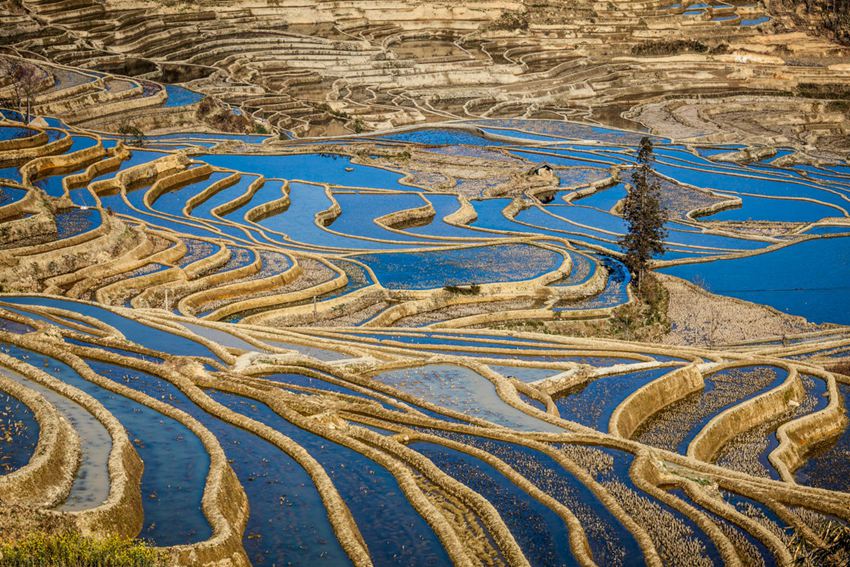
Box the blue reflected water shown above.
[198,153,407,190]
[661,237,850,324]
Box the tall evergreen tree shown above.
[619,137,668,290]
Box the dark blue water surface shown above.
[87,150,164,185]
[151,171,232,216]
[353,244,563,290]
[0,316,34,334]
[0,390,39,474]
[794,382,850,492]
[741,16,770,26]
[198,153,407,190]
[431,431,641,565]
[378,128,503,147]
[257,182,402,251]
[329,191,430,243]
[404,193,500,239]
[0,296,221,359]
[0,125,36,141]
[21,132,98,197]
[56,208,100,239]
[209,390,451,566]
[554,367,672,431]
[0,342,211,545]
[661,237,850,324]
[410,441,575,566]
[0,186,26,207]
[573,183,627,211]
[164,85,205,107]
[704,192,844,223]
[188,173,257,219]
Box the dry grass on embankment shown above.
[0,531,164,567]
[658,274,827,347]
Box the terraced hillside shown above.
[1,293,850,566]
[1,1,850,566]
[1,0,849,140]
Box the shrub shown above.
[827,359,850,376]
[0,532,164,567]
[772,0,850,46]
[486,10,529,31]
[117,120,145,148]
[316,103,349,120]
[443,283,481,295]
[197,97,216,115]
[797,82,850,100]
[607,273,670,341]
[792,521,850,566]
[631,40,708,56]
[827,100,850,112]
[196,98,252,133]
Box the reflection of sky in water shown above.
[375,364,563,431]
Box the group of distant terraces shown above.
[0,0,848,141]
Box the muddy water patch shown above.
[0,361,111,511]
[373,364,562,432]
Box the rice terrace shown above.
[1,0,850,565]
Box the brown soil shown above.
[658,273,827,347]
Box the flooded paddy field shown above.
[0,285,848,565]
[2,21,850,561]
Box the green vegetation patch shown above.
[0,532,163,567]
[607,273,671,342]
[797,82,850,100]
[631,40,714,56]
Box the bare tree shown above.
[0,58,41,123]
